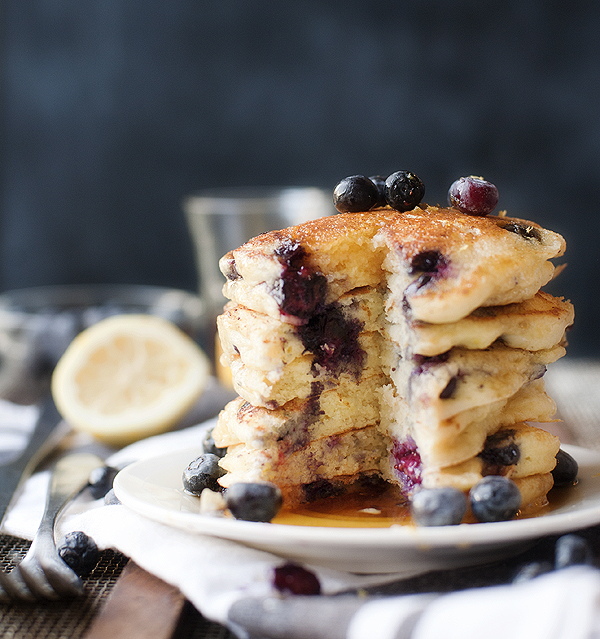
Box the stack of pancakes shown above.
[212,205,573,512]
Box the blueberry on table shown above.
[448,176,499,216]
[469,475,521,523]
[410,487,467,526]
[333,176,380,212]
[384,171,425,212]
[57,531,99,577]
[182,454,225,495]
[551,449,579,487]
[273,562,321,595]
[224,482,283,522]
[555,534,593,569]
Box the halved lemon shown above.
[51,314,210,446]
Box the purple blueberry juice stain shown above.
[222,256,241,281]
[299,305,366,379]
[391,437,422,493]
[403,250,449,313]
[412,352,450,375]
[277,382,324,453]
[269,237,366,379]
[270,239,328,320]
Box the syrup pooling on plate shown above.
[271,477,579,528]
[273,482,413,528]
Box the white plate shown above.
[113,444,600,574]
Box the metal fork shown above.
[0,452,103,602]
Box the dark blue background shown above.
[1,1,599,355]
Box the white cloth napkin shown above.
[2,389,600,639]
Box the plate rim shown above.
[113,443,600,550]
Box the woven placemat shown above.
[0,535,238,639]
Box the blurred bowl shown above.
[0,284,209,404]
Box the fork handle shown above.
[38,452,105,542]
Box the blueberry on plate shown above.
[57,531,99,577]
[410,487,467,526]
[182,453,225,495]
[333,175,380,213]
[224,482,283,522]
[469,475,521,523]
[551,448,579,487]
[555,534,593,569]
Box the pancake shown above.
[214,176,571,521]
[221,207,565,325]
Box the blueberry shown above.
[410,487,467,526]
[551,449,579,487]
[224,482,283,522]
[88,465,119,499]
[469,476,521,523]
[448,176,499,216]
[333,176,380,212]
[498,221,542,241]
[182,454,225,495]
[273,562,321,595]
[384,171,425,212]
[438,375,459,399]
[555,534,593,569]
[57,531,99,577]
[409,250,445,275]
[202,428,227,459]
[479,431,521,475]
[512,560,553,584]
[368,175,388,207]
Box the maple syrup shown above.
[272,481,576,528]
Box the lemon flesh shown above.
[51,314,210,446]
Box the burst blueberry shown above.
[469,475,521,522]
[225,482,283,522]
[410,487,467,526]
